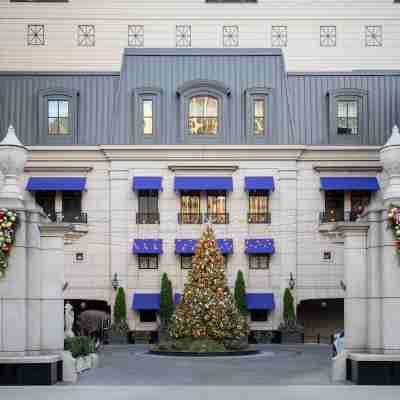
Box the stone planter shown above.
[75,356,86,374]
[90,353,99,369]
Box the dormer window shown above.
[188,96,218,135]
[48,100,70,135]
[337,100,358,135]
[143,100,153,135]
[254,99,265,135]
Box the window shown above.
[248,190,269,224]
[254,99,265,135]
[137,190,159,224]
[249,255,269,270]
[134,88,162,143]
[143,100,153,135]
[181,255,193,269]
[327,89,368,144]
[250,310,268,322]
[207,191,228,224]
[35,191,56,221]
[245,88,272,141]
[48,100,70,135]
[350,191,370,221]
[62,191,84,223]
[323,191,344,222]
[179,191,201,224]
[139,310,157,323]
[188,96,218,135]
[337,101,358,135]
[138,255,159,269]
[27,24,45,46]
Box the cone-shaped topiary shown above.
[283,287,295,322]
[160,272,174,327]
[234,270,247,316]
[169,225,248,343]
[113,287,127,324]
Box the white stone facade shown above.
[23,144,381,332]
[1,1,400,71]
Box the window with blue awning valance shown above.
[133,239,163,254]
[132,293,160,310]
[132,177,163,191]
[245,239,275,254]
[320,177,379,191]
[175,239,233,254]
[244,177,275,192]
[26,177,86,191]
[246,293,275,310]
[174,177,233,191]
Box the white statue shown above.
[64,302,75,338]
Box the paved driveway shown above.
[75,344,336,386]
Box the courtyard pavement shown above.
[2,344,400,399]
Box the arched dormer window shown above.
[38,88,78,145]
[177,80,230,144]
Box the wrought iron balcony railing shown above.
[47,212,88,224]
[319,210,361,223]
[178,213,203,224]
[136,212,160,224]
[205,213,229,225]
[247,212,271,224]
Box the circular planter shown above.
[148,349,260,357]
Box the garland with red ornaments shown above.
[388,204,400,254]
[0,209,18,279]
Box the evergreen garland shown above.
[0,209,18,279]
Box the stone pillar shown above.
[366,208,383,353]
[39,224,67,354]
[380,125,400,354]
[337,224,369,353]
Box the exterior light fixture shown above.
[111,272,119,291]
[340,280,347,291]
[288,272,296,290]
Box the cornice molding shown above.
[24,166,93,173]
[313,164,383,173]
[168,165,238,172]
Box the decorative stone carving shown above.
[381,126,400,203]
[64,302,75,338]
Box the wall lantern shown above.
[111,272,119,291]
[288,272,296,290]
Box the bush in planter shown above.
[160,273,174,327]
[234,270,247,316]
[279,288,304,343]
[111,287,129,341]
[64,336,96,358]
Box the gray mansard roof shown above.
[0,49,399,146]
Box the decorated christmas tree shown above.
[169,225,248,347]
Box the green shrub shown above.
[283,287,295,322]
[64,336,96,358]
[234,270,247,316]
[160,273,174,327]
[113,287,127,324]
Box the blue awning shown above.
[320,177,379,191]
[245,239,275,254]
[246,293,275,310]
[174,293,181,305]
[133,239,163,254]
[132,177,163,191]
[174,177,233,191]
[26,177,86,191]
[175,239,233,254]
[245,177,275,192]
[132,294,160,310]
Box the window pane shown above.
[205,97,218,117]
[254,100,264,117]
[249,255,269,269]
[347,101,357,118]
[189,97,204,116]
[138,190,158,213]
[143,100,153,117]
[249,191,268,214]
[181,256,193,269]
[337,101,347,118]
[181,192,200,214]
[48,100,59,118]
[207,191,226,214]
[189,96,218,135]
[58,117,70,135]
[58,101,69,118]
[143,117,153,135]
[254,117,264,135]
[337,100,358,135]
[48,118,58,135]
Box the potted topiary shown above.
[110,287,129,344]
[159,273,174,342]
[279,288,304,343]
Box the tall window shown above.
[48,100,70,135]
[143,100,153,135]
[180,191,201,224]
[35,191,56,220]
[350,191,370,221]
[62,191,83,223]
[249,255,269,270]
[324,191,345,222]
[207,191,227,224]
[139,310,157,323]
[137,190,159,224]
[181,255,193,269]
[250,310,268,322]
[248,190,269,223]
[337,100,358,135]
[254,99,265,135]
[188,96,218,135]
[138,255,159,269]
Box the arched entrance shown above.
[297,298,343,343]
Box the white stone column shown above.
[39,224,67,354]
[366,208,383,353]
[337,224,369,353]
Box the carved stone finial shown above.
[0,125,28,201]
[384,125,400,147]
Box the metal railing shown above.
[247,212,271,224]
[47,211,88,224]
[178,213,203,224]
[205,213,229,224]
[319,210,362,223]
[136,212,160,224]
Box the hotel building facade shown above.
[1,0,400,341]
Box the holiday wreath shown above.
[0,209,18,279]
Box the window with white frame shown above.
[188,96,218,135]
